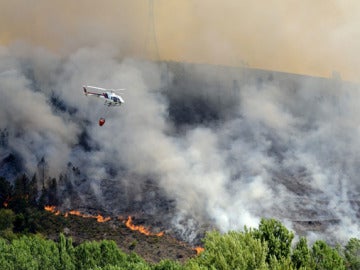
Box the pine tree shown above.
[311,240,345,270]
[253,218,294,263]
[0,177,12,208]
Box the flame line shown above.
[44,206,111,223]
[124,216,164,237]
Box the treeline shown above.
[0,175,359,269]
[191,219,360,270]
[0,175,64,235]
[0,174,60,212]
[0,233,151,270]
[0,219,359,269]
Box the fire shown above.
[125,216,164,237]
[194,246,205,255]
[44,205,60,215]
[44,206,111,223]
[3,196,11,207]
[96,214,111,223]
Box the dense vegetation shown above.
[0,175,359,269]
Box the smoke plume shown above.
[1,1,360,80]
[1,43,359,244]
[1,0,360,244]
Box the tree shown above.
[311,240,345,270]
[8,236,39,269]
[154,259,184,270]
[47,177,59,206]
[0,209,15,231]
[74,241,102,270]
[344,238,360,270]
[58,233,75,270]
[28,174,39,207]
[253,218,294,263]
[99,240,127,267]
[268,256,295,270]
[10,174,30,213]
[25,235,61,270]
[190,229,268,270]
[291,237,313,269]
[0,238,13,269]
[0,177,12,208]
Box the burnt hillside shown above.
[1,59,359,244]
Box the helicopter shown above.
[83,85,125,126]
[83,85,125,106]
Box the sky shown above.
[1,0,360,81]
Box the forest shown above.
[0,175,359,269]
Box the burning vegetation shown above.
[44,206,165,236]
[194,246,204,255]
[124,216,164,237]
[44,205,111,223]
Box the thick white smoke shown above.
[0,43,359,244]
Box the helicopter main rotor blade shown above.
[85,86,125,92]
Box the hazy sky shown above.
[1,0,360,80]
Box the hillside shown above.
[42,209,198,263]
[0,58,359,248]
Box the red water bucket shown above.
[99,118,106,126]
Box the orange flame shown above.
[96,214,111,223]
[125,216,164,237]
[44,206,111,222]
[44,205,60,215]
[194,246,205,255]
[3,196,11,207]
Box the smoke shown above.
[1,1,360,80]
[0,46,80,176]
[0,42,359,245]
[0,0,360,244]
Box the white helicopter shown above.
[83,85,125,106]
[83,85,125,126]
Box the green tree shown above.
[0,209,15,231]
[0,237,13,269]
[123,252,151,270]
[184,260,208,270]
[12,208,40,234]
[291,237,313,269]
[8,236,39,269]
[74,240,102,270]
[99,240,127,267]
[344,238,360,270]
[253,218,294,263]
[154,259,184,270]
[25,235,60,270]
[58,233,75,270]
[268,256,295,270]
[191,229,268,270]
[311,240,345,270]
